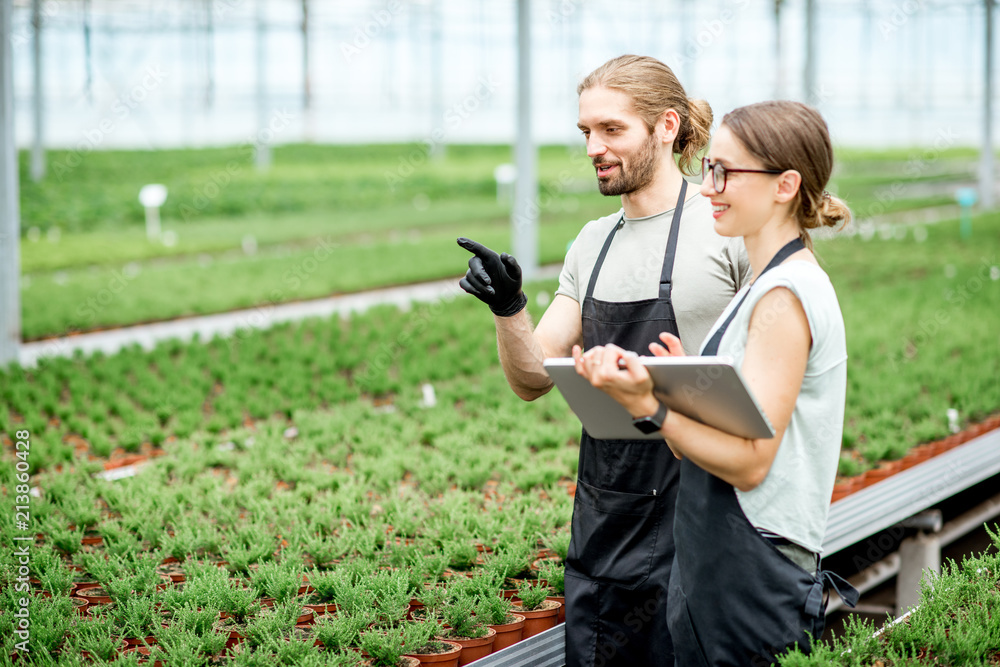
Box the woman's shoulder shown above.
[756,259,835,296]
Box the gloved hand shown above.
[457,237,527,317]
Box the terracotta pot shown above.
[969,422,991,438]
[157,559,186,583]
[124,635,158,648]
[830,485,849,503]
[512,600,561,639]
[122,645,165,666]
[437,627,496,666]
[80,639,129,662]
[862,462,898,488]
[76,585,112,605]
[546,597,566,625]
[303,601,338,616]
[404,640,462,667]
[71,596,89,616]
[488,613,525,652]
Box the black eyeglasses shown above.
[701,157,784,193]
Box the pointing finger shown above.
[457,237,493,259]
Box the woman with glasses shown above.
[572,100,859,665]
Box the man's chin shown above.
[597,180,627,197]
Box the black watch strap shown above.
[632,401,668,435]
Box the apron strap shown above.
[583,180,690,302]
[701,237,806,356]
[583,215,624,301]
[805,569,860,617]
[658,179,688,299]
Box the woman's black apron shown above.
[666,238,858,666]
[564,181,688,667]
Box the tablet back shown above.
[544,356,775,440]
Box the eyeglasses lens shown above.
[702,159,726,193]
[713,163,726,193]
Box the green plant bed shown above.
[20,215,592,340]
[779,525,1000,665]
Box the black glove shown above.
[457,237,527,317]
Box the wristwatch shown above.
[631,401,668,435]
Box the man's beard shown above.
[595,132,660,197]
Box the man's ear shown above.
[657,109,681,145]
[775,170,801,204]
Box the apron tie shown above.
[805,570,859,617]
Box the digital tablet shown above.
[543,356,775,440]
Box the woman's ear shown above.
[774,170,802,204]
[658,109,681,145]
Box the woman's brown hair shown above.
[721,100,851,247]
[578,54,712,177]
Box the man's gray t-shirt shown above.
[556,190,751,354]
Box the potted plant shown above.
[370,568,413,629]
[476,594,525,652]
[249,559,304,605]
[71,613,128,662]
[301,567,340,615]
[511,580,560,639]
[312,609,371,654]
[108,593,162,647]
[13,595,74,658]
[358,624,421,667]
[436,593,496,664]
[537,559,566,624]
[402,619,462,667]
[152,623,227,665]
[214,577,264,648]
[242,601,305,649]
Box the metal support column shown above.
[1,0,22,365]
[804,0,817,104]
[254,0,271,171]
[981,0,995,208]
[895,510,942,615]
[30,0,43,182]
[512,0,537,281]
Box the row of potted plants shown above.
[778,525,1000,665]
[4,535,568,666]
[4,213,999,481]
[830,413,1000,502]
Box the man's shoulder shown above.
[571,208,625,247]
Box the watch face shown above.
[633,418,661,435]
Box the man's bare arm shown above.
[495,294,582,401]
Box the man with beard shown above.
[457,55,749,666]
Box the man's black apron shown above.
[666,238,858,666]
[564,181,688,667]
